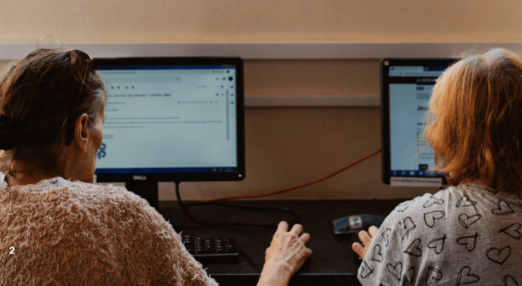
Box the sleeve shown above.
[357,203,408,286]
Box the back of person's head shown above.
[427,48,522,192]
[0,48,105,177]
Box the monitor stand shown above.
[126,181,185,231]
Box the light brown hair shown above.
[0,48,106,177]
[427,48,522,192]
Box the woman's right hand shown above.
[257,221,312,286]
[351,225,379,260]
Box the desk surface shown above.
[159,199,403,286]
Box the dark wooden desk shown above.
[159,200,403,286]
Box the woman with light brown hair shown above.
[353,48,522,285]
[0,48,311,285]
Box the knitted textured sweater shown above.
[0,174,218,286]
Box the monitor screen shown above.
[94,57,245,182]
[381,58,457,186]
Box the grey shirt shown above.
[357,183,522,286]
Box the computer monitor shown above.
[93,57,245,207]
[381,58,457,187]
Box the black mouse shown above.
[332,214,386,236]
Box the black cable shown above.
[185,201,301,224]
[175,181,300,229]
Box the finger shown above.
[358,230,372,247]
[292,248,313,272]
[298,247,313,260]
[368,225,379,237]
[290,224,304,236]
[352,242,366,259]
[277,221,288,232]
[299,232,311,243]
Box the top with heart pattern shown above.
[358,183,522,286]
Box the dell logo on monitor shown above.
[133,175,147,180]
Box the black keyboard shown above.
[182,235,239,263]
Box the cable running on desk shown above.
[175,182,299,229]
[186,201,299,221]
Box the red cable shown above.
[201,148,382,203]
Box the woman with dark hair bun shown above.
[0,48,311,286]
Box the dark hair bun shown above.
[0,115,15,150]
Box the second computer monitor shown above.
[94,57,245,183]
[381,58,457,186]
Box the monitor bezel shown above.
[381,58,458,185]
[94,57,246,183]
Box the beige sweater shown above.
[0,175,218,286]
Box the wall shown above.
[2,0,522,43]
[2,0,515,200]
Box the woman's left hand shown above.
[351,225,379,259]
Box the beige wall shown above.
[2,0,522,43]
[2,0,514,200]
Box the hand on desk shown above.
[352,225,379,260]
[257,221,312,286]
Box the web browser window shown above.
[96,65,237,174]
[388,66,446,177]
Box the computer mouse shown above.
[332,214,385,235]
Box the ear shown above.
[74,113,90,153]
